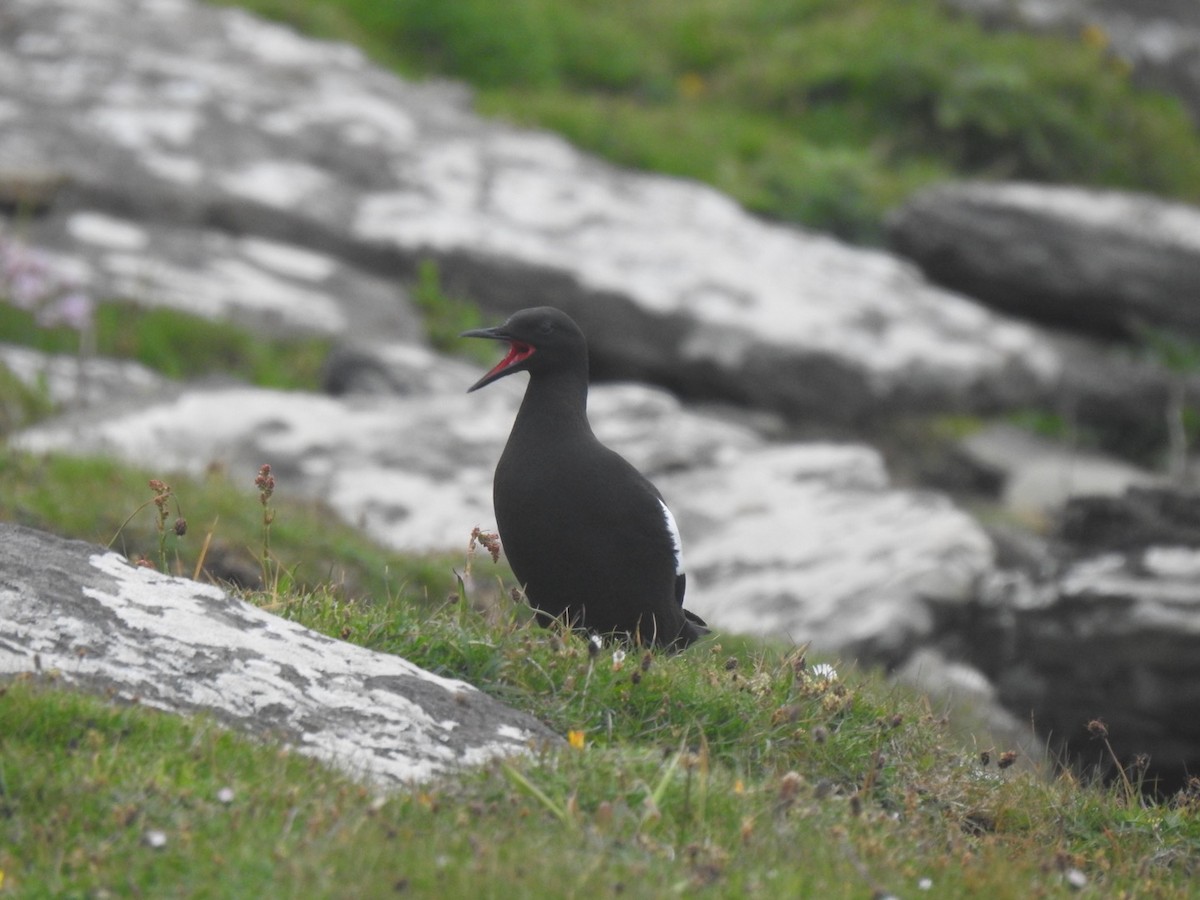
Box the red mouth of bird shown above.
[483,340,534,380]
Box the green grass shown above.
[0,300,332,391]
[211,0,1200,243]
[0,447,459,604]
[0,360,54,435]
[411,259,494,365]
[4,600,1199,897]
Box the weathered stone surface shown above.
[1060,486,1200,555]
[0,522,557,786]
[0,342,168,407]
[13,355,993,661]
[887,181,1200,339]
[958,423,1161,526]
[949,486,1200,791]
[661,444,991,662]
[0,0,1061,425]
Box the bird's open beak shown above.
[461,326,536,392]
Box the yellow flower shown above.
[677,72,706,100]
[568,729,586,750]
[1081,23,1109,50]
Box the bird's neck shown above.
[511,370,593,441]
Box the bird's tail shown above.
[675,608,710,650]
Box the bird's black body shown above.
[463,307,708,650]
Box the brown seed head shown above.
[255,464,275,502]
[778,771,802,804]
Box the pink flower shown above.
[36,289,95,330]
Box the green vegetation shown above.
[411,259,494,364]
[0,447,458,603]
[212,0,1200,242]
[4,597,1199,896]
[0,300,332,391]
[0,361,54,435]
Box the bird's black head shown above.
[461,306,588,393]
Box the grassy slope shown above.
[4,602,1198,897]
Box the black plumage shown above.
[462,307,708,650]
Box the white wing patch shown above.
[658,498,685,576]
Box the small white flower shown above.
[1065,869,1087,890]
[810,663,838,681]
[143,829,167,849]
[611,649,626,670]
[918,877,933,890]
[216,786,235,804]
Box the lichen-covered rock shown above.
[1,0,1059,424]
[888,181,1200,339]
[0,522,557,786]
[956,487,1200,792]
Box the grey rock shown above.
[1060,485,1200,554]
[887,181,1200,339]
[887,181,1200,459]
[0,522,556,786]
[1,0,1061,425]
[959,487,1200,792]
[959,423,1161,526]
[0,342,168,407]
[661,443,991,662]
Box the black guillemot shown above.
[462,307,709,650]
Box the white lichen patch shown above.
[67,212,150,251]
[217,160,331,208]
[0,544,546,787]
[240,237,337,282]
